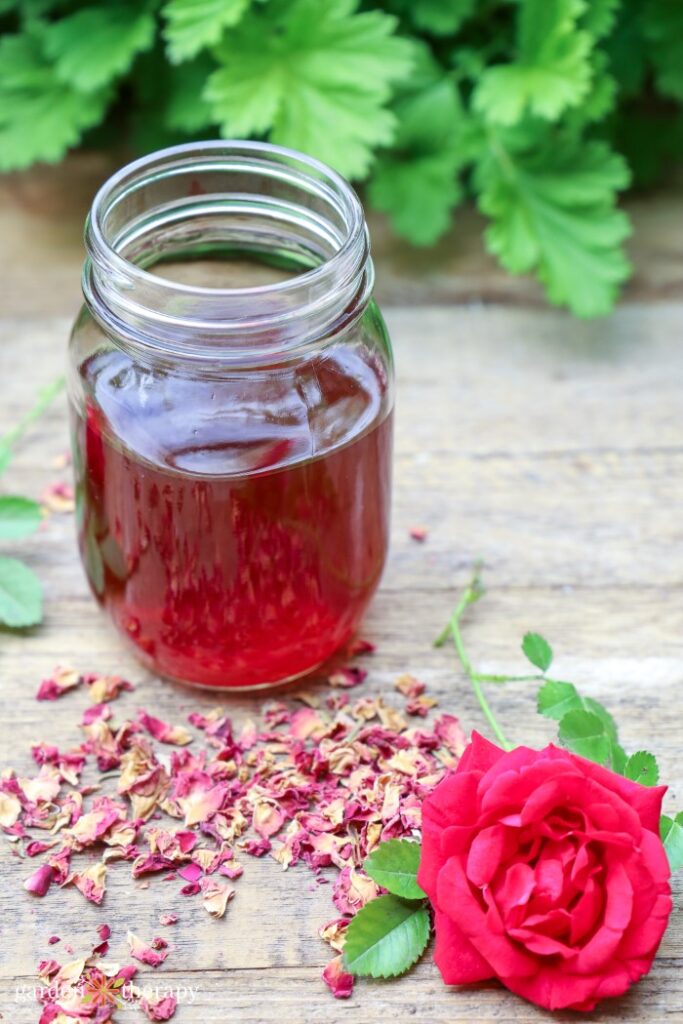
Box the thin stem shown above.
[440,568,513,751]
[473,672,543,685]
[0,377,64,464]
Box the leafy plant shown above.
[1,0,682,316]
[0,379,63,629]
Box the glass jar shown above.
[68,141,394,690]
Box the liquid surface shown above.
[72,345,392,688]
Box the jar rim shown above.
[87,139,367,300]
[83,140,374,364]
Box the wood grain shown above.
[1,236,683,1018]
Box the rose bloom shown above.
[418,732,672,1011]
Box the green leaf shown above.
[474,0,593,125]
[644,0,683,101]
[581,0,620,39]
[0,31,110,171]
[0,446,12,476]
[364,839,426,900]
[475,135,631,317]
[343,894,430,978]
[0,556,42,628]
[163,0,251,63]
[661,813,683,873]
[204,0,414,179]
[0,496,42,540]
[368,53,469,245]
[537,679,618,738]
[557,708,612,764]
[624,751,660,787]
[42,6,156,92]
[522,632,553,671]
[410,0,476,37]
[164,56,217,134]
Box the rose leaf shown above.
[343,894,430,978]
[364,839,426,900]
[557,709,612,765]
[522,632,553,671]
[661,813,683,873]
[624,751,660,787]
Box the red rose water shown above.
[72,345,392,688]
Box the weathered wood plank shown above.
[1,304,682,1022]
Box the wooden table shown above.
[1,159,682,1023]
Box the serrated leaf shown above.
[476,135,631,317]
[538,679,619,739]
[410,0,476,37]
[522,632,553,671]
[644,0,683,102]
[581,0,620,39]
[0,31,110,171]
[624,751,660,787]
[474,0,592,125]
[0,556,42,628]
[558,709,612,765]
[661,813,683,873]
[364,839,425,900]
[163,56,216,134]
[368,57,468,245]
[204,0,414,179]
[42,6,156,92]
[163,0,251,63]
[343,894,430,978]
[0,496,42,540]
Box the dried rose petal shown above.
[348,638,375,656]
[200,877,235,918]
[322,956,354,999]
[0,791,21,829]
[138,711,193,747]
[394,673,426,699]
[47,936,60,946]
[86,673,134,704]
[24,864,54,896]
[41,482,75,513]
[409,525,428,542]
[69,861,107,905]
[140,994,178,1021]
[36,667,81,702]
[127,930,168,967]
[159,913,178,926]
[328,667,367,689]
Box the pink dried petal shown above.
[433,713,466,755]
[405,696,438,718]
[159,913,178,926]
[41,482,75,513]
[140,995,178,1021]
[97,924,111,941]
[241,838,271,857]
[328,667,367,689]
[81,703,112,726]
[138,711,193,746]
[36,667,81,702]
[322,956,354,999]
[200,877,235,918]
[180,882,201,896]
[47,936,60,945]
[127,930,168,967]
[70,861,107,904]
[132,853,176,878]
[394,673,426,699]
[409,525,428,542]
[24,864,54,896]
[348,638,375,656]
[174,778,228,827]
[85,673,134,704]
[0,791,21,828]
[177,862,203,883]
[252,799,286,838]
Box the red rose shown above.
[418,732,672,1012]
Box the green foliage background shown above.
[1,0,682,316]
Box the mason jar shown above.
[67,142,394,690]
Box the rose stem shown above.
[436,566,516,752]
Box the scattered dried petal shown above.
[409,525,428,542]
[140,995,178,1021]
[328,667,367,689]
[138,711,193,746]
[127,931,168,968]
[322,955,354,999]
[36,667,81,702]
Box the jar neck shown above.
[83,142,374,369]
